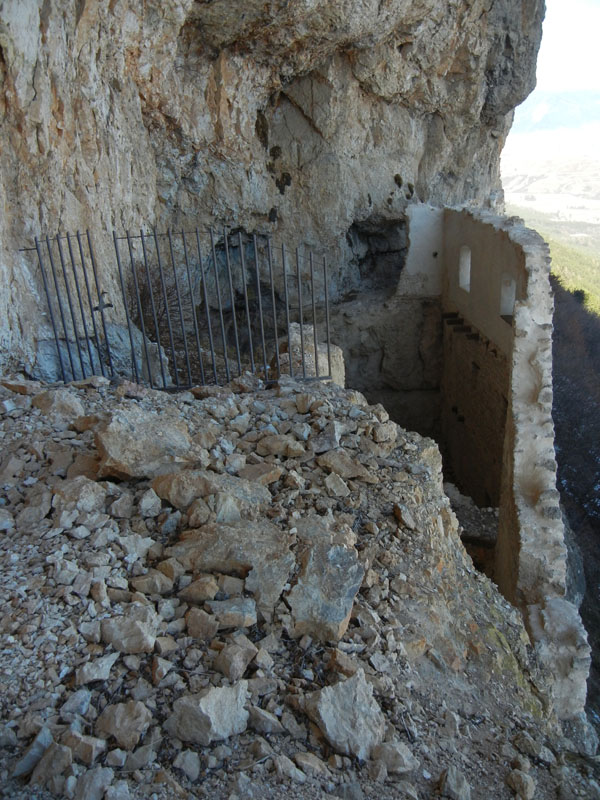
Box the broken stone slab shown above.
[371,742,419,774]
[178,574,219,604]
[151,469,271,516]
[248,706,285,735]
[372,420,397,443]
[316,448,377,483]
[186,607,220,640]
[130,569,173,595]
[29,741,72,788]
[95,405,197,479]
[256,433,305,458]
[1,377,42,395]
[214,642,258,681]
[32,388,85,418]
[274,753,307,784]
[215,492,242,523]
[75,652,120,685]
[207,597,257,629]
[52,475,106,514]
[62,730,107,765]
[438,765,472,800]
[294,751,330,779]
[12,726,53,778]
[96,700,153,750]
[101,605,160,654]
[151,656,173,685]
[105,780,132,800]
[506,769,536,800]
[393,503,417,530]
[325,472,350,498]
[287,540,364,641]
[60,689,92,720]
[166,521,295,614]
[302,668,385,760]
[138,488,162,518]
[0,508,15,531]
[73,766,114,800]
[164,682,249,745]
[237,462,284,485]
[174,750,201,782]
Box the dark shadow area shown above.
[552,276,600,729]
[345,216,408,294]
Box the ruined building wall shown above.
[441,321,508,508]
[342,204,590,719]
[0,0,544,372]
[440,208,590,719]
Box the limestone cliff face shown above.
[0,0,543,369]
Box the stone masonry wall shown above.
[441,317,508,508]
[442,208,591,720]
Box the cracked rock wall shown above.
[0,0,543,371]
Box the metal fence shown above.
[24,227,332,389]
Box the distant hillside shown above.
[501,90,600,225]
[511,90,600,133]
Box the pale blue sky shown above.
[536,0,600,91]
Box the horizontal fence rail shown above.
[23,226,333,390]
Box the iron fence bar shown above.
[253,234,269,380]
[124,231,150,386]
[181,229,205,386]
[267,238,281,379]
[210,227,230,383]
[45,235,77,380]
[238,231,255,373]
[66,233,96,376]
[196,228,218,384]
[324,256,332,378]
[56,234,86,379]
[75,232,105,378]
[168,229,193,387]
[153,229,179,389]
[282,243,293,378]
[296,247,306,379]
[309,251,319,378]
[34,236,67,383]
[224,229,242,376]
[140,229,168,388]
[86,231,115,377]
[113,232,141,384]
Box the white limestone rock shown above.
[101,605,160,654]
[287,540,364,641]
[302,669,385,760]
[164,683,249,745]
[96,700,153,751]
[371,742,419,775]
[75,652,120,685]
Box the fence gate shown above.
[24,227,332,389]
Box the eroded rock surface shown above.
[0,0,543,370]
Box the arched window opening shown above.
[501,273,517,323]
[459,245,471,291]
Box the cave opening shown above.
[344,216,408,296]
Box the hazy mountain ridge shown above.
[511,89,600,133]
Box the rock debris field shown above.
[0,373,598,800]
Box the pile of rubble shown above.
[0,373,597,800]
